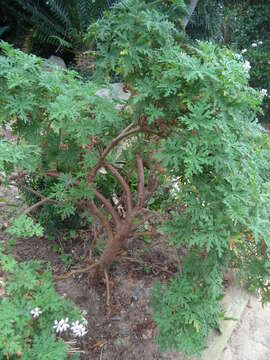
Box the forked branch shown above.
[94,190,121,229]
[87,200,114,243]
[136,155,145,209]
[104,163,133,212]
[87,123,141,182]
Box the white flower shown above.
[82,317,88,327]
[30,307,42,318]
[251,43,257,48]
[98,167,107,175]
[71,321,88,337]
[261,89,268,97]
[258,41,263,45]
[241,48,247,54]
[243,60,251,73]
[53,318,70,333]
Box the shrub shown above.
[0,247,86,359]
[0,0,270,355]
[151,250,227,355]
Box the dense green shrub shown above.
[0,248,85,359]
[151,250,227,355]
[0,0,270,355]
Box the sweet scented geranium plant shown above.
[0,0,270,355]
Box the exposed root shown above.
[53,263,98,281]
[104,269,111,318]
[100,347,104,360]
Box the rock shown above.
[95,83,131,108]
[44,55,67,70]
[110,315,121,321]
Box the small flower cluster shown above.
[261,89,268,97]
[243,60,251,73]
[30,308,88,338]
[53,318,88,337]
[241,41,263,53]
[54,318,70,333]
[30,307,42,318]
[71,320,88,337]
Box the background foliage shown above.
[0,0,119,55]
[187,0,270,120]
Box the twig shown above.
[23,198,50,215]
[53,262,98,281]
[120,256,175,276]
[104,269,111,318]
[100,347,104,360]
[21,185,59,205]
[88,201,114,243]
[131,214,156,232]
[94,190,121,229]
[136,155,145,209]
[0,202,17,207]
[88,124,141,182]
[105,163,133,212]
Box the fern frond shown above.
[77,0,93,31]
[5,0,120,51]
[45,0,72,28]
[0,26,9,37]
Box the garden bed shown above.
[0,184,184,360]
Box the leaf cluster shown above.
[151,250,227,355]
[0,249,83,359]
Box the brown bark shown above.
[94,189,121,229]
[87,124,140,182]
[90,214,135,278]
[136,155,145,209]
[104,163,133,212]
[87,200,114,244]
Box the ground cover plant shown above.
[1,0,270,356]
[0,247,87,359]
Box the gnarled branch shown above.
[87,200,114,244]
[87,123,141,182]
[136,155,145,209]
[94,190,121,229]
[104,163,133,212]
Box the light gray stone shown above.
[95,83,131,109]
[45,55,67,70]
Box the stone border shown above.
[197,286,249,360]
